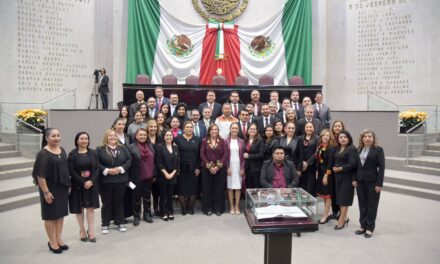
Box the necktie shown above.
[158,99,162,110]
[194,123,199,137]
[234,104,238,117]
[317,104,321,112]
[265,117,269,127]
[210,103,213,111]
[295,103,298,111]
[205,120,210,129]
[254,104,258,116]
[242,122,247,136]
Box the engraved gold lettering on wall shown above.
[16,0,91,93]
[348,0,415,96]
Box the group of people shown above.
[33,87,385,254]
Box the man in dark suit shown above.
[198,90,222,119]
[147,97,158,119]
[276,98,292,124]
[98,68,109,109]
[154,86,169,111]
[191,109,203,138]
[169,92,179,116]
[245,103,257,123]
[198,106,214,138]
[254,104,278,136]
[290,90,304,120]
[236,109,251,139]
[250,89,262,117]
[129,90,145,119]
[312,92,331,129]
[260,146,299,188]
[296,106,322,136]
[229,91,244,118]
[269,91,281,112]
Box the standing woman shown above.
[156,112,168,138]
[113,118,130,146]
[200,124,228,216]
[96,129,132,234]
[138,103,150,123]
[156,130,180,221]
[244,123,264,189]
[298,122,319,196]
[285,108,297,125]
[160,104,172,125]
[332,130,357,230]
[174,103,189,129]
[225,123,245,215]
[329,120,346,220]
[273,120,285,139]
[174,121,201,215]
[68,132,100,242]
[315,129,336,224]
[128,128,155,225]
[127,111,147,143]
[279,122,302,173]
[33,128,71,254]
[169,117,182,137]
[354,129,385,238]
[263,125,279,161]
[146,119,163,217]
[113,106,130,133]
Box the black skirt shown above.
[177,165,200,196]
[39,181,69,220]
[69,183,100,213]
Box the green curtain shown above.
[125,0,161,83]
[282,0,312,85]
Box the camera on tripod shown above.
[93,69,100,83]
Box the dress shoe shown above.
[133,218,140,226]
[318,216,330,224]
[48,242,63,254]
[215,211,222,216]
[80,231,88,242]
[143,216,153,223]
[364,230,373,238]
[87,230,96,243]
[188,208,194,215]
[355,229,366,235]
[181,208,187,216]
[168,215,174,221]
[334,219,349,230]
[59,244,69,251]
[154,209,160,217]
[206,211,212,216]
[162,215,169,221]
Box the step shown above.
[385,177,440,192]
[421,150,440,157]
[0,168,33,181]
[383,184,440,201]
[0,157,35,172]
[426,142,440,151]
[0,193,39,213]
[0,133,16,144]
[385,157,440,176]
[407,156,440,169]
[0,150,21,158]
[0,143,15,152]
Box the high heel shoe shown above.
[87,230,96,243]
[58,244,69,251]
[334,218,349,230]
[318,216,329,224]
[48,242,63,254]
[80,231,88,242]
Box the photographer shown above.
[98,68,109,109]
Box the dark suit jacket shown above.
[96,145,132,184]
[254,116,278,136]
[260,160,299,188]
[99,75,109,93]
[197,119,214,139]
[276,111,287,123]
[129,101,144,119]
[291,102,304,119]
[312,103,331,129]
[127,142,156,183]
[230,103,244,118]
[250,101,262,117]
[245,137,265,173]
[356,146,385,187]
[278,136,302,169]
[68,149,99,187]
[236,121,251,139]
[155,97,170,111]
[296,118,322,137]
[155,143,180,184]
[198,102,222,119]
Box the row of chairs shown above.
[135,74,304,86]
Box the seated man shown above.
[260,146,299,188]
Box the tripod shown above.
[88,82,100,110]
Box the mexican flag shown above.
[126,0,312,85]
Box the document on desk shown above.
[254,205,307,219]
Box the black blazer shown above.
[155,143,180,184]
[99,75,109,93]
[198,102,222,119]
[68,149,99,187]
[96,145,132,184]
[245,137,265,173]
[260,160,299,188]
[297,135,319,171]
[278,136,302,170]
[334,145,358,181]
[197,119,213,139]
[127,142,155,183]
[254,116,278,136]
[263,138,279,161]
[129,101,144,119]
[236,121,251,139]
[296,118,322,137]
[291,102,305,120]
[230,103,244,118]
[356,146,385,187]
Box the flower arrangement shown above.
[15,109,47,128]
[399,109,427,128]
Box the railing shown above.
[0,111,43,157]
[0,89,77,117]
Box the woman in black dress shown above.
[279,121,302,173]
[68,132,100,242]
[174,103,189,129]
[273,120,285,139]
[33,128,70,254]
[354,129,385,238]
[146,119,163,217]
[128,128,156,226]
[156,112,168,138]
[112,105,130,133]
[332,130,357,230]
[174,121,201,215]
[156,130,180,221]
[263,125,279,161]
[96,129,132,234]
[298,122,319,196]
[329,120,346,220]
[160,103,172,126]
[244,123,264,189]
[315,129,336,224]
